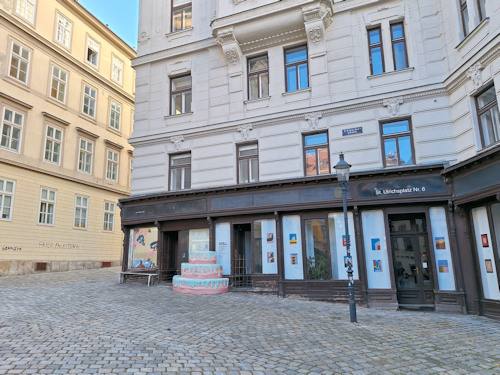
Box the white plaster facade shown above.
[130,0,499,196]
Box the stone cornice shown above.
[0,92,33,109]
[42,112,70,126]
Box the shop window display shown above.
[128,227,158,270]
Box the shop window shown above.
[50,65,67,103]
[111,55,123,85]
[283,215,304,280]
[285,45,308,92]
[381,119,414,167]
[0,178,15,221]
[128,227,158,269]
[248,54,269,100]
[368,27,384,75]
[362,210,391,289]
[237,143,258,184]
[44,125,63,165]
[77,138,93,174]
[55,12,72,49]
[106,149,119,182]
[82,84,97,118]
[38,187,56,226]
[304,132,330,176]
[305,219,329,280]
[15,0,36,23]
[329,212,359,280]
[86,36,100,68]
[390,23,408,71]
[172,0,192,32]
[170,153,191,191]
[103,201,114,232]
[429,207,456,291]
[170,75,192,115]
[1,108,24,153]
[9,41,30,84]
[253,219,277,274]
[109,99,121,131]
[476,85,499,148]
[73,195,88,230]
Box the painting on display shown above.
[438,260,449,273]
[290,253,298,265]
[267,252,275,263]
[485,259,493,273]
[267,233,274,243]
[371,238,381,250]
[373,260,382,272]
[289,234,297,245]
[435,237,446,250]
[481,234,489,247]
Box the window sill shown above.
[163,112,193,120]
[244,96,271,110]
[166,27,194,42]
[367,67,414,87]
[456,17,489,51]
[46,96,68,110]
[4,76,30,92]
[79,113,98,124]
[282,88,311,103]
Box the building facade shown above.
[122,0,500,318]
[0,0,135,275]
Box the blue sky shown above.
[78,0,139,49]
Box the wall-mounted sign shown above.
[342,127,363,136]
[358,176,447,198]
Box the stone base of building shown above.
[0,260,120,276]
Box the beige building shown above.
[0,0,135,275]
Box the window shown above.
[103,201,115,232]
[109,100,121,130]
[390,23,408,71]
[82,84,97,118]
[476,85,500,147]
[304,133,330,176]
[111,55,123,85]
[106,149,119,182]
[381,119,414,167]
[368,27,384,75]
[305,219,329,280]
[477,0,487,21]
[0,178,15,221]
[86,36,100,67]
[170,153,191,190]
[15,0,36,23]
[248,55,269,100]
[237,143,258,184]
[38,188,56,225]
[172,0,192,32]
[1,108,23,153]
[50,65,67,103]
[9,41,30,84]
[73,195,88,229]
[459,0,469,36]
[44,125,62,165]
[78,138,93,174]
[170,75,192,115]
[55,12,72,49]
[285,45,308,92]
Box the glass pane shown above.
[184,8,192,28]
[477,86,496,109]
[250,158,258,182]
[173,0,191,6]
[398,136,413,165]
[172,11,182,32]
[391,24,403,39]
[285,46,307,64]
[391,219,412,232]
[480,109,500,146]
[370,47,383,75]
[462,9,469,35]
[184,92,192,113]
[305,133,327,146]
[369,29,381,45]
[249,75,259,100]
[172,93,182,115]
[286,66,297,91]
[418,235,431,286]
[393,236,418,288]
[170,168,181,190]
[261,73,269,97]
[249,55,268,72]
[184,166,191,189]
[383,120,410,135]
[6,181,13,193]
[393,42,407,70]
[239,159,249,183]
[171,154,190,166]
[298,63,308,89]
[239,144,257,156]
[318,147,329,175]
[384,138,398,166]
[305,219,329,280]
[254,220,263,273]
[305,149,317,176]
[172,75,191,91]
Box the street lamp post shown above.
[334,153,357,323]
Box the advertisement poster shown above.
[435,237,446,250]
[267,251,275,263]
[267,233,274,243]
[481,234,489,247]
[128,227,158,269]
[290,253,298,265]
[289,234,297,244]
[438,259,449,273]
[373,260,382,272]
[371,238,381,250]
[485,259,493,273]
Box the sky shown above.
[78,0,140,49]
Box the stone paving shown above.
[1,267,500,375]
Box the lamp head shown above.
[334,152,351,182]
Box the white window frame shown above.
[0,178,15,221]
[1,107,24,153]
[77,138,93,174]
[169,153,191,191]
[43,124,63,165]
[55,12,72,49]
[103,201,115,232]
[73,195,89,230]
[106,149,119,182]
[82,84,97,118]
[38,187,56,226]
[85,35,100,68]
[15,0,36,24]
[109,99,121,130]
[9,41,30,84]
[111,54,123,85]
[50,65,67,103]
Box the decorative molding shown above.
[383,97,403,116]
[216,28,243,68]
[76,127,99,139]
[104,139,124,150]
[171,135,184,151]
[138,31,150,45]
[305,112,322,129]
[466,63,484,88]
[238,124,252,140]
[307,26,324,46]
[42,112,70,126]
[224,47,240,67]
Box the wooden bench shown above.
[117,270,159,286]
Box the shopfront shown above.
[120,163,469,313]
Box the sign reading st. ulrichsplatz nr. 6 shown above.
[357,176,447,199]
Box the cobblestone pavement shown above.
[1,268,500,375]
